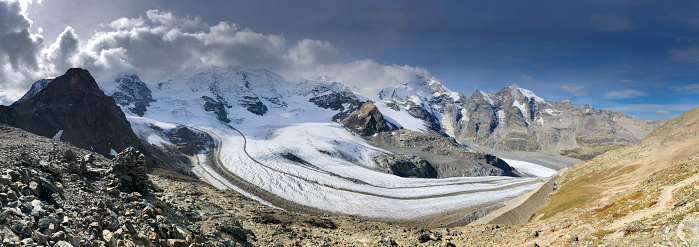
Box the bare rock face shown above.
[340,102,393,136]
[109,73,154,117]
[373,154,437,178]
[201,96,230,123]
[9,68,143,157]
[163,125,212,155]
[0,105,17,125]
[370,129,518,177]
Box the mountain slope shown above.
[14,78,53,104]
[524,107,699,245]
[378,80,662,159]
[9,68,143,157]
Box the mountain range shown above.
[1,67,696,246]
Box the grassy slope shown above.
[530,107,699,244]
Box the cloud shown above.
[561,85,588,96]
[589,15,633,31]
[0,8,433,103]
[0,0,45,104]
[603,89,648,99]
[42,26,79,74]
[519,75,533,81]
[609,104,696,112]
[301,59,430,97]
[656,110,669,114]
[675,83,699,94]
[670,46,699,63]
[286,39,339,67]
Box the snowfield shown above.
[103,67,560,220]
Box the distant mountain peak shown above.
[109,72,154,117]
[14,78,54,104]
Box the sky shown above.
[1,0,699,120]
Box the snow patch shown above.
[517,88,545,103]
[544,109,561,116]
[480,91,494,106]
[449,92,462,102]
[502,158,557,177]
[512,100,527,118]
[109,149,118,156]
[52,130,63,140]
[376,103,426,132]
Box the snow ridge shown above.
[15,79,53,104]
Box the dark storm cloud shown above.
[0,0,44,103]
[43,26,80,73]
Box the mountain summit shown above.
[8,68,143,157]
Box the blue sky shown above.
[2,0,699,119]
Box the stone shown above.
[676,216,699,246]
[63,150,78,162]
[167,239,188,247]
[54,240,74,247]
[31,230,49,245]
[0,225,21,246]
[103,230,116,247]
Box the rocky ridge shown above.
[379,80,662,160]
[14,79,53,105]
[108,73,154,117]
[6,68,144,157]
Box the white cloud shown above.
[670,46,699,64]
[109,17,145,29]
[0,8,434,103]
[561,85,588,96]
[519,75,533,81]
[610,104,697,112]
[42,26,79,74]
[674,83,699,94]
[603,89,648,99]
[286,39,339,66]
[656,110,669,114]
[301,59,430,97]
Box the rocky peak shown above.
[455,85,662,157]
[14,78,53,105]
[340,102,393,136]
[109,73,154,117]
[9,68,144,157]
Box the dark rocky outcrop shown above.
[369,129,518,177]
[202,96,230,123]
[310,92,358,111]
[112,147,152,193]
[110,74,154,117]
[163,125,212,155]
[9,68,143,157]
[373,154,438,178]
[339,102,392,136]
[240,97,268,116]
[0,105,17,125]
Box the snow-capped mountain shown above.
[107,73,155,117]
[376,79,661,158]
[14,78,53,104]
